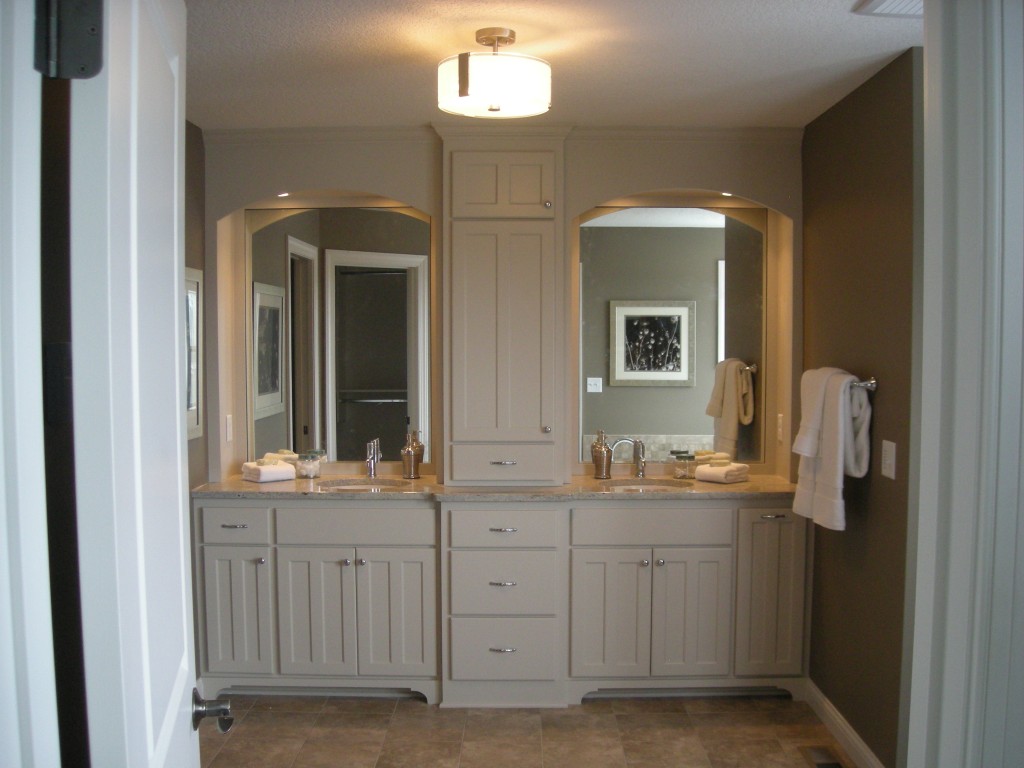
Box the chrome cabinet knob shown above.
[341,558,352,566]
[255,557,266,565]
[357,558,367,566]
[542,425,552,433]
[543,200,553,208]
[656,559,666,566]
[640,559,650,567]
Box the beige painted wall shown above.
[201,126,802,477]
[801,48,921,767]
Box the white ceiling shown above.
[184,0,922,132]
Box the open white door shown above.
[70,0,198,765]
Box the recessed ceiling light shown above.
[721,192,733,197]
[277,192,290,198]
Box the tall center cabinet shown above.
[439,128,569,486]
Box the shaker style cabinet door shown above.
[451,151,555,218]
[202,545,274,674]
[570,547,653,677]
[450,220,557,445]
[276,547,358,676]
[650,547,733,677]
[734,509,807,676]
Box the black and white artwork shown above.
[610,300,696,386]
[253,282,286,418]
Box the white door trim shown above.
[0,2,61,765]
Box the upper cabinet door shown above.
[452,151,555,218]
[450,220,557,444]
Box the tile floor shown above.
[199,693,853,768]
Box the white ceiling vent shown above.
[854,0,923,18]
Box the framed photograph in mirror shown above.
[253,282,286,419]
[610,300,696,386]
[184,268,203,439]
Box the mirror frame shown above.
[569,189,795,479]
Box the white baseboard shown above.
[789,679,884,768]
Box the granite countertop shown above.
[191,474,795,502]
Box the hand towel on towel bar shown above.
[792,369,872,530]
[705,358,755,455]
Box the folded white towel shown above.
[706,359,755,455]
[242,460,296,483]
[695,462,750,483]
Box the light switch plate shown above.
[225,414,233,443]
[586,377,603,393]
[881,439,896,479]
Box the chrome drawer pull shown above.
[220,523,249,529]
[488,527,518,533]
[760,513,787,520]
[489,581,518,587]
[489,647,517,653]
[490,460,518,465]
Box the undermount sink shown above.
[598,478,693,492]
[317,477,412,492]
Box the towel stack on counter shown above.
[241,450,300,482]
[692,450,750,484]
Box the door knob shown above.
[192,688,234,733]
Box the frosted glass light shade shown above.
[437,51,551,118]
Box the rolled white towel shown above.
[263,451,299,464]
[695,462,750,484]
[242,460,296,483]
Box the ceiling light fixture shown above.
[437,27,551,119]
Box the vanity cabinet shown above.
[734,507,807,676]
[440,502,570,706]
[199,506,274,674]
[193,500,439,701]
[570,507,734,679]
[442,137,566,485]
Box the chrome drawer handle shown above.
[489,647,517,653]
[488,527,518,533]
[490,460,518,465]
[220,523,249,529]
[489,581,517,587]
[760,513,787,520]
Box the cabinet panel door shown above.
[203,545,273,673]
[570,548,652,677]
[651,547,732,677]
[356,547,437,676]
[277,547,358,675]
[451,220,557,444]
[451,151,555,218]
[735,509,806,676]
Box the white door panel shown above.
[70,0,195,765]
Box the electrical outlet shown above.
[881,439,896,479]
[586,377,603,393]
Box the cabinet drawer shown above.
[450,508,560,548]
[450,551,559,614]
[572,507,734,546]
[200,507,271,544]
[450,443,555,483]
[276,507,435,545]
[450,617,556,680]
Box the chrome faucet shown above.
[365,438,382,478]
[610,437,646,478]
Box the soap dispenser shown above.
[591,430,612,480]
[401,430,423,479]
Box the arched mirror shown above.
[246,204,431,463]
[578,195,774,467]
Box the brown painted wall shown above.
[185,121,208,486]
[801,48,921,767]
